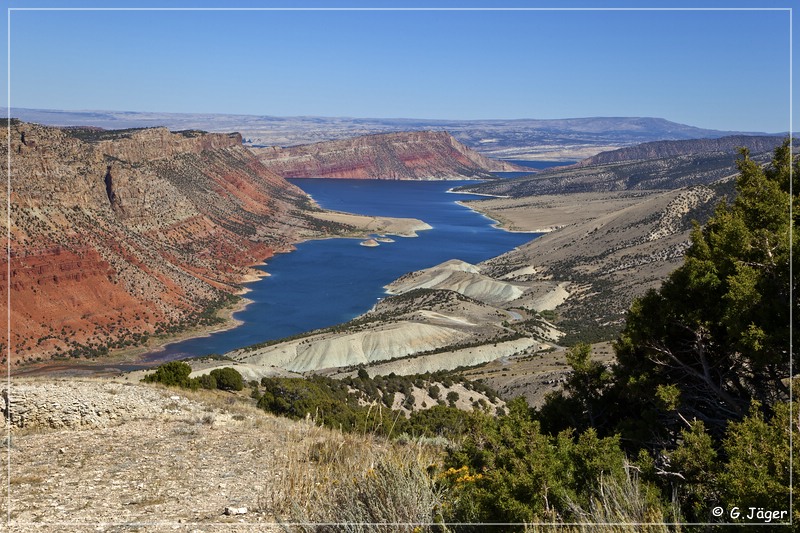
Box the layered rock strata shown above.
[2,121,320,365]
[253,130,523,180]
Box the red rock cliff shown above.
[253,130,524,180]
[1,121,318,365]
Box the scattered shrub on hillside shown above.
[195,373,217,390]
[256,371,503,439]
[209,367,243,391]
[258,376,370,433]
[446,391,460,407]
[141,361,192,387]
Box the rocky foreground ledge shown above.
[1,378,319,531]
[1,379,198,431]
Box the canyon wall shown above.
[2,120,320,365]
[253,130,523,180]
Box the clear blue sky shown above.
[2,0,796,133]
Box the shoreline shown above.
[14,207,433,377]
[454,200,547,234]
[137,292,254,359]
[447,188,510,199]
[304,209,433,238]
[11,292,256,378]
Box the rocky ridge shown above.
[10,108,770,160]
[2,378,308,531]
[576,135,784,166]
[1,379,201,430]
[253,130,523,180]
[457,138,777,198]
[2,120,331,366]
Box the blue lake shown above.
[504,159,577,170]
[143,179,538,362]
[494,160,577,179]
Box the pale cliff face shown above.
[1,121,314,365]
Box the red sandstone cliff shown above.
[253,130,524,180]
[2,121,320,366]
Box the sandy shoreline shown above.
[457,191,657,236]
[454,200,547,234]
[305,210,432,238]
[447,188,510,199]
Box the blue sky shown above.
[2,0,796,133]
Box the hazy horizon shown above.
[2,106,782,137]
[3,1,795,134]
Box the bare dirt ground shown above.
[461,191,658,233]
[304,210,432,238]
[1,379,332,532]
[462,342,616,408]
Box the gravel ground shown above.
[2,379,319,532]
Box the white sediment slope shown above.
[193,259,563,379]
[526,282,571,311]
[284,322,465,372]
[386,259,524,305]
[362,337,539,377]
[227,321,468,374]
[190,363,298,383]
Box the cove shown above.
[143,179,538,363]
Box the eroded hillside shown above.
[471,182,733,343]
[187,258,564,382]
[2,121,390,366]
[576,135,783,166]
[457,139,776,197]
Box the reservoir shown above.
[143,179,538,362]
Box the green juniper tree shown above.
[609,140,796,444]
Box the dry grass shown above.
[262,415,447,532]
[526,466,679,533]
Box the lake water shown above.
[494,160,577,180]
[505,159,577,170]
[143,179,539,362]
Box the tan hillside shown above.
[1,378,442,531]
[469,182,729,341]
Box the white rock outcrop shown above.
[2,380,196,430]
[386,259,524,305]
